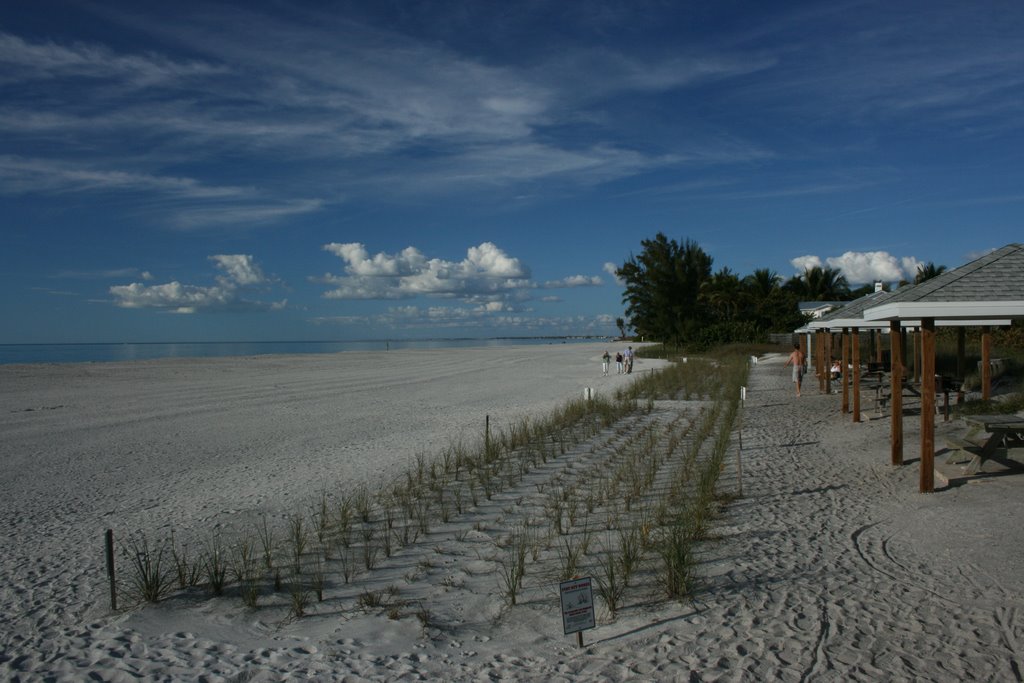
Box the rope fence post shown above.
[105,528,117,611]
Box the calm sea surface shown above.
[0,338,608,365]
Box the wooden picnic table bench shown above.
[945,414,1024,475]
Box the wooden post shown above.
[736,389,744,497]
[890,321,903,466]
[920,319,936,493]
[981,326,992,400]
[485,414,490,453]
[957,328,966,380]
[875,329,883,364]
[852,328,861,422]
[912,330,920,383]
[841,328,850,413]
[824,332,833,395]
[105,528,117,611]
[817,331,826,393]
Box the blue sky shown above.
[2,1,1022,343]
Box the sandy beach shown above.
[2,346,1022,681]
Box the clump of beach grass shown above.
[122,533,174,604]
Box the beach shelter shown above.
[863,243,1024,492]
[807,290,899,419]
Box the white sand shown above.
[2,347,1022,681]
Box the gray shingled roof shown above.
[817,289,898,322]
[883,243,1024,302]
[863,243,1024,321]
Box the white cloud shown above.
[110,254,282,312]
[0,155,250,198]
[210,254,266,286]
[543,275,603,288]
[319,241,531,301]
[789,254,823,272]
[790,251,921,284]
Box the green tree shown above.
[914,262,947,284]
[700,267,745,321]
[617,234,713,345]
[743,268,781,300]
[615,317,627,339]
[784,266,851,300]
[743,268,804,332]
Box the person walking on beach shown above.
[615,351,624,374]
[602,350,611,376]
[784,343,806,396]
[624,346,635,374]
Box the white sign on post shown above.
[559,577,595,636]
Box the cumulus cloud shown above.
[318,241,531,300]
[210,254,266,286]
[790,251,921,284]
[110,254,283,313]
[789,255,823,272]
[603,262,624,285]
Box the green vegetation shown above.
[617,233,813,349]
[115,347,751,623]
[615,233,973,351]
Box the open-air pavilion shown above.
[863,243,1024,492]
[800,287,1007,423]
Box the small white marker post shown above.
[737,386,746,497]
[559,576,596,648]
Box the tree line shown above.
[616,233,945,349]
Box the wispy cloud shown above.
[0,155,324,229]
[0,5,782,215]
[0,155,250,198]
[543,275,603,288]
[52,267,153,281]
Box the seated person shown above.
[830,359,842,380]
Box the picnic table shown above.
[945,414,1024,475]
[865,374,963,420]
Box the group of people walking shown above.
[601,346,634,375]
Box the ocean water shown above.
[0,337,608,365]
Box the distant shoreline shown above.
[0,336,616,366]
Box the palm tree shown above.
[914,262,947,284]
[700,267,746,321]
[744,268,781,299]
[615,317,627,339]
[785,266,850,300]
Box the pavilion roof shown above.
[864,243,1024,321]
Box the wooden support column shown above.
[876,330,884,364]
[981,326,992,400]
[815,329,823,393]
[912,329,921,383]
[824,331,833,395]
[920,318,936,493]
[841,328,850,413]
[901,328,908,368]
[890,321,903,466]
[957,328,966,380]
[852,328,861,422]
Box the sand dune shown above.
[1,347,1022,681]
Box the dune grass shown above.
[116,346,751,624]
